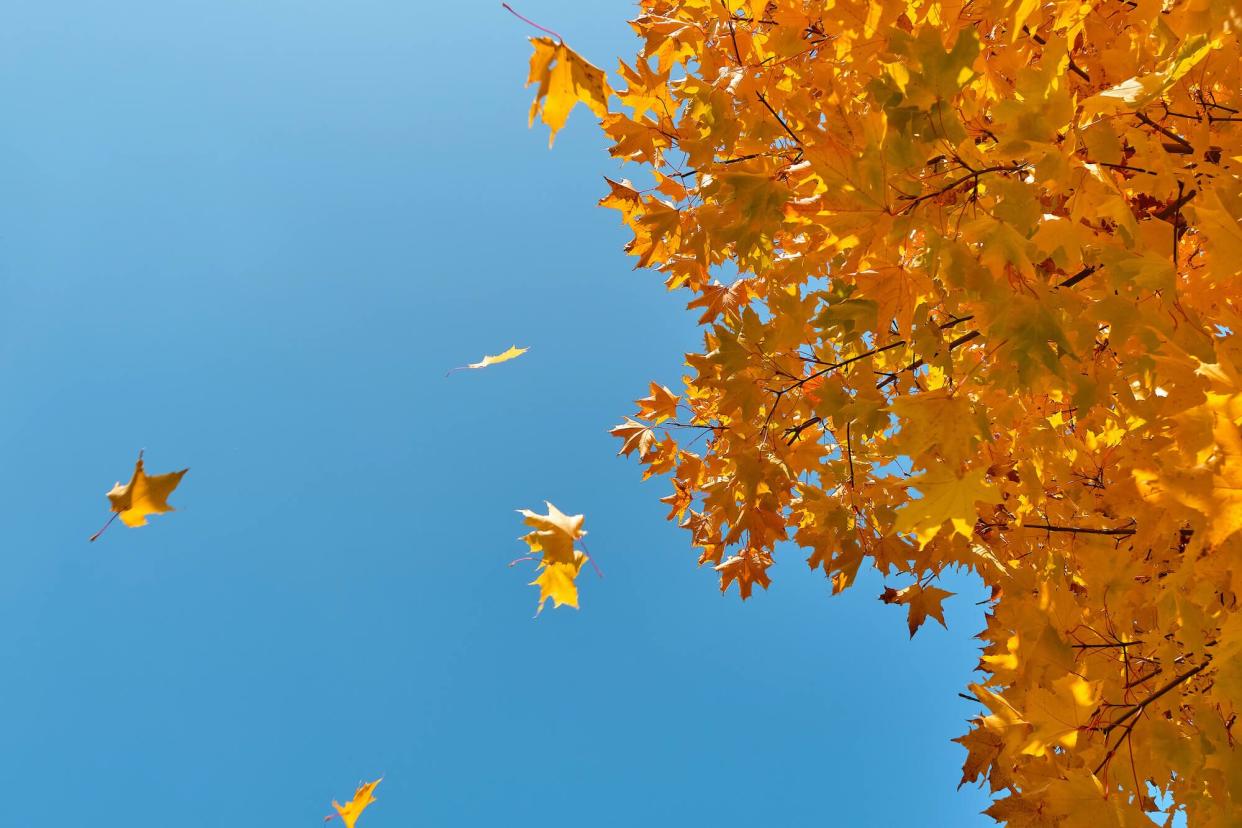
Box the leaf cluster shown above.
[525,1,1242,823]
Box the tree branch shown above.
[876,330,980,389]
[756,92,803,146]
[896,163,1028,215]
[1056,265,1098,288]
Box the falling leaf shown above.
[447,345,528,375]
[516,502,589,613]
[329,778,381,828]
[92,452,188,540]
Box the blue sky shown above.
[0,2,995,824]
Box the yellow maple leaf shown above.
[893,466,1000,548]
[879,582,956,637]
[1020,674,1101,756]
[531,554,588,612]
[447,345,528,375]
[93,452,188,540]
[330,778,381,828]
[526,36,610,147]
[516,502,590,613]
[889,391,984,465]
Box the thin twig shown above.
[845,421,856,488]
[1094,661,1208,774]
[1135,112,1193,152]
[756,92,803,146]
[897,164,1028,214]
[1102,662,1208,735]
[580,540,604,579]
[876,331,980,389]
[724,3,744,65]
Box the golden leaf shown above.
[892,466,1000,549]
[526,37,611,147]
[516,502,590,613]
[330,778,381,828]
[99,453,188,534]
[448,345,528,375]
[636,382,680,423]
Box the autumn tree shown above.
[517,0,1242,823]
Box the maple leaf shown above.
[516,502,589,613]
[329,778,381,828]
[447,345,528,375]
[889,392,984,466]
[598,176,642,217]
[685,279,751,324]
[610,416,656,458]
[952,724,1005,790]
[530,554,587,612]
[636,382,679,423]
[525,36,610,147]
[892,466,1001,549]
[879,583,956,637]
[1019,674,1101,756]
[92,452,188,540]
[714,547,773,599]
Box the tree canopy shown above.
[521,0,1242,823]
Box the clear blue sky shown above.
[0,2,995,824]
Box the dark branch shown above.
[1135,112,1193,152]
[756,92,803,146]
[896,163,1028,214]
[1056,265,1098,289]
[876,331,980,390]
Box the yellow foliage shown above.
[520,0,1242,821]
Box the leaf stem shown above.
[89,511,119,543]
[580,540,604,579]
[501,3,563,42]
